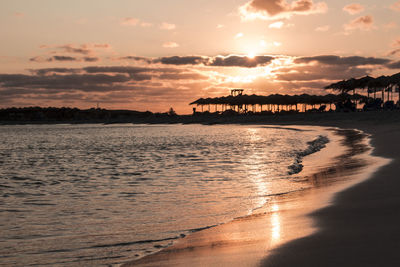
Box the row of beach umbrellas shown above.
[189,93,367,107]
[190,72,400,109]
[324,72,400,101]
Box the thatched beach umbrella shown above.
[368,76,390,102]
[324,80,348,94]
[388,72,400,102]
[355,75,375,98]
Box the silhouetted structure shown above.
[190,92,367,114]
[325,72,400,110]
[231,89,244,96]
[191,72,400,114]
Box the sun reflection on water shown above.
[243,128,270,212]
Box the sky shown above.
[1,0,400,114]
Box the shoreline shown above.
[0,110,399,126]
[122,124,388,267]
[261,120,400,266]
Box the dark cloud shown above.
[294,55,390,66]
[30,56,99,63]
[29,56,44,62]
[275,64,371,81]
[209,55,274,67]
[59,45,91,55]
[30,68,83,76]
[0,64,207,104]
[387,61,400,69]
[83,66,151,74]
[115,55,275,68]
[118,56,154,64]
[156,56,208,65]
[83,57,100,62]
[0,74,132,91]
[51,56,78,62]
[158,73,208,80]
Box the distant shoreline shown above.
[1,109,400,126]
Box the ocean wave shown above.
[288,135,330,175]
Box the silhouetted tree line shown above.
[0,107,176,123]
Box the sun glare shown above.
[247,52,256,59]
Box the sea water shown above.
[0,124,332,266]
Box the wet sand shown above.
[262,114,400,267]
[123,111,400,267]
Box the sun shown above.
[247,51,256,59]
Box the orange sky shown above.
[1,0,400,114]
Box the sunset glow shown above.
[0,0,400,113]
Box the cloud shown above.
[29,56,78,62]
[120,18,152,27]
[160,22,176,30]
[39,43,112,55]
[294,55,390,66]
[158,73,208,80]
[392,38,400,47]
[344,15,374,31]
[273,41,282,47]
[92,44,111,49]
[209,55,274,68]
[156,55,275,68]
[343,3,364,15]
[30,68,83,76]
[274,64,372,81]
[140,22,152,27]
[269,21,284,28]
[387,61,400,69]
[388,49,400,56]
[391,1,400,11]
[163,42,179,48]
[0,73,132,91]
[156,56,208,65]
[115,55,276,68]
[217,24,225,29]
[29,55,100,63]
[83,57,100,62]
[3,53,399,112]
[0,65,209,112]
[387,38,400,56]
[29,43,111,63]
[58,44,91,55]
[315,25,330,32]
[121,17,140,26]
[235,32,244,39]
[239,0,327,20]
[117,56,154,64]
[51,56,78,62]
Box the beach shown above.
[123,111,400,267]
[262,114,400,267]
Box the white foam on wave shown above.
[288,135,330,175]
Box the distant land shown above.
[1,106,400,126]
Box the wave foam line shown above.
[288,135,330,175]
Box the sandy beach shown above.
[262,112,400,267]
[122,111,400,267]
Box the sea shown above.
[0,124,338,266]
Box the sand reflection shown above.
[270,204,281,243]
